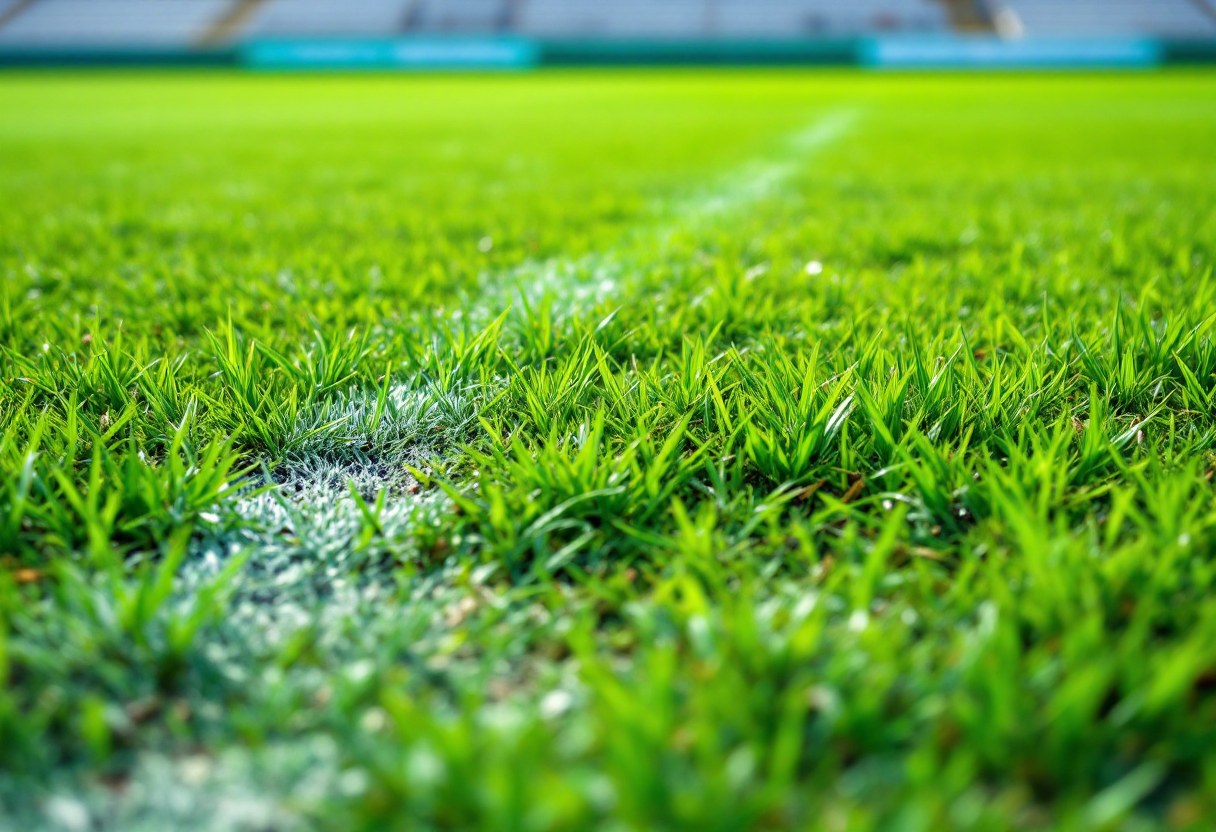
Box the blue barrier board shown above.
[864,36,1162,69]
[243,38,540,70]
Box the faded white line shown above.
[675,107,860,229]
[461,106,862,323]
[224,106,862,582]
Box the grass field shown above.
[2,69,1216,831]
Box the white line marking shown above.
[227,107,863,580]
[468,106,862,322]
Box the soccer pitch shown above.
[2,69,1216,830]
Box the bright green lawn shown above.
[2,69,1216,831]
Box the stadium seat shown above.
[994,0,1216,37]
[0,0,231,46]
[1,0,1213,46]
[244,0,413,37]
[515,0,949,38]
[403,0,515,32]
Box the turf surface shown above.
[2,69,1216,831]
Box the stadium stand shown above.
[990,0,1216,37]
[243,0,412,37]
[514,0,949,38]
[404,0,515,32]
[0,0,32,28]
[0,0,231,46]
[713,0,950,36]
[0,0,1214,48]
[517,0,711,38]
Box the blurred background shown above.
[0,0,1214,68]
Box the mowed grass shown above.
[2,68,1216,831]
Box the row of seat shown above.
[0,0,1211,48]
[512,0,947,37]
[990,0,1216,37]
[246,0,411,38]
[0,0,230,45]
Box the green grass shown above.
[2,68,1216,831]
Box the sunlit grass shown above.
[2,69,1216,831]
